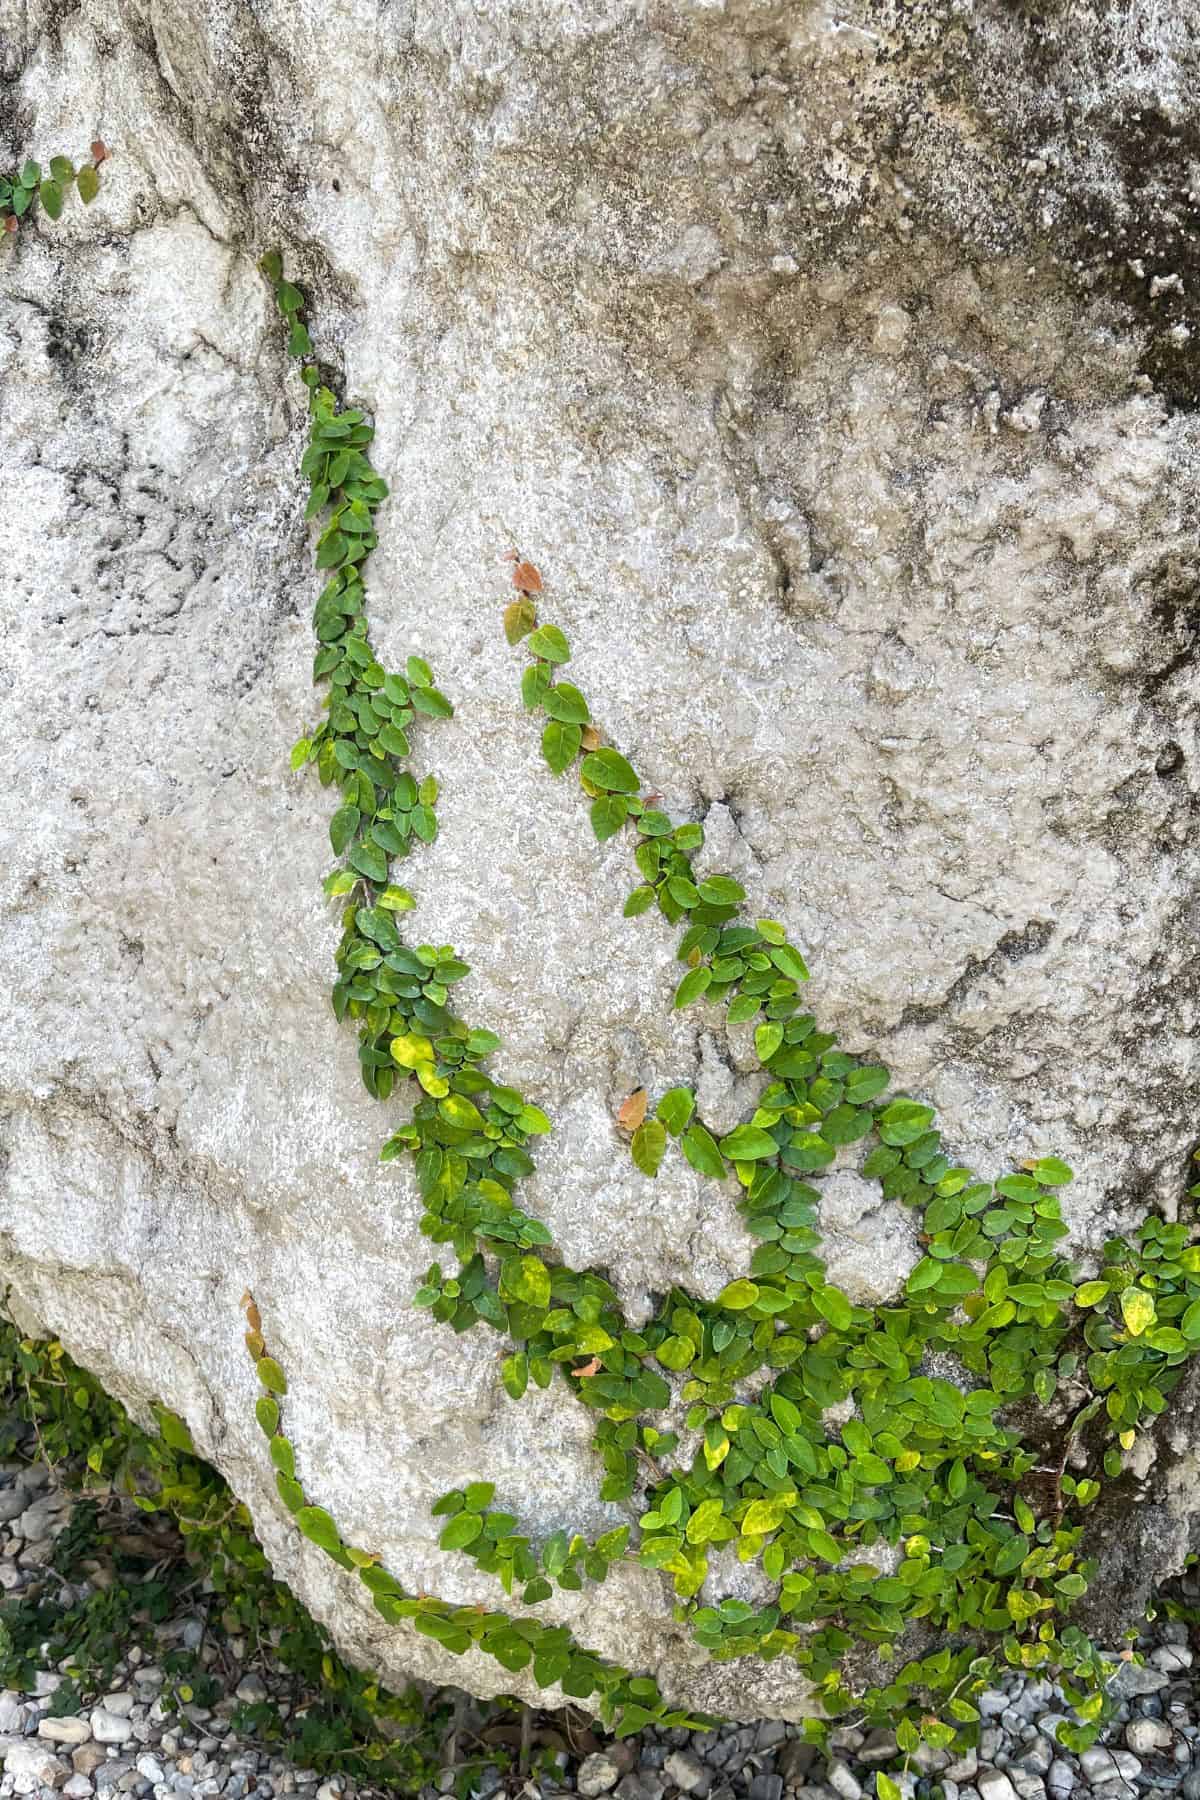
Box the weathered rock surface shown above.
[2,0,1199,1719]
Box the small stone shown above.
[1010,1774,1046,1800]
[1125,1718,1171,1756]
[73,1747,107,1777]
[0,1694,25,1735]
[946,1751,979,1784]
[859,1731,899,1765]
[34,1671,64,1697]
[827,1762,862,1800]
[63,1778,94,1799]
[756,1722,788,1751]
[101,1695,133,1718]
[1150,1647,1193,1674]
[749,1778,783,1800]
[777,1741,816,1787]
[1080,1748,1141,1786]
[1047,1761,1075,1800]
[1012,1739,1053,1777]
[1108,1661,1169,1701]
[17,1490,72,1541]
[0,1490,26,1524]
[664,1751,707,1794]
[980,1692,1011,1720]
[234,1674,268,1705]
[578,1754,623,1798]
[40,1717,93,1746]
[135,1754,164,1784]
[90,1709,134,1745]
[978,1772,1019,1800]
[3,1739,71,1787]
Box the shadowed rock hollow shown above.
[2,0,1199,1719]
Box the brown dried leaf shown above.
[3,216,17,235]
[511,559,543,594]
[570,1357,602,1378]
[245,1328,265,1361]
[616,1087,648,1132]
[241,1292,263,1333]
[580,724,602,752]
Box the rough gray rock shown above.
[3,0,1200,1723]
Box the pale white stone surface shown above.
[1,0,1199,1719]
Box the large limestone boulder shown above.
[2,0,1199,1719]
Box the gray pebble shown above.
[578,1754,623,1797]
[1127,1721,1173,1756]
[826,1762,862,1800]
[978,1772,1019,1800]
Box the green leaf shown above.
[329,805,360,855]
[156,1409,194,1454]
[270,1436,296,1478]
[439,1510,484,1552]
[543,681,590,724]
[527,624,570,663]
[257,1357,287,1395]
[290,737,312,770]
[674,967,712,1009]
[769,944,809,983]
[411,686,453,718]
[681,1123,726,1179]
[741,1495,794,1536]
[623,885,656,917]
[77,163,100,204]
[591,794,628,841]
[657,1334,696,1371]
[440,1093,484,1129]
[465,1481,496,1512]
[718,1125,778,1161]
[811,1286,853,1331]
[296,1505,343,1556]
[542,719,582,775]
[20,160,40,189]
[1074,1281,1110,1308]
[755,1023,784,1063]
[349,841,387,883]
[632,1119,668,1178]
[255,1397,280,1437]
[501,1352,529,1399]
[697,875,746,905]
[501,1256,552,1309]
[1030,1156,1073,1186]
[845,1065,890,1103]
[656,1087,695,1136]
[49,156,74,184]
[1182,1300,1200,1340]
[39,179,63,220]
[581,747,640,794]
[717,1279,760,1310]
[276,1472,305,1513]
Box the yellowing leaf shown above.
[390,1033,434,1069]
[1120,1288,1155,1338]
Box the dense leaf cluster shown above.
[267,252,1200,1755]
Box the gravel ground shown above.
[3,1455,1198,1800]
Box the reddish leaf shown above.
[91,140,109,165]
[3,216,16,235]
[570,1357,602,1378]
[616,1087,648,1132]
[512,559,543,595]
